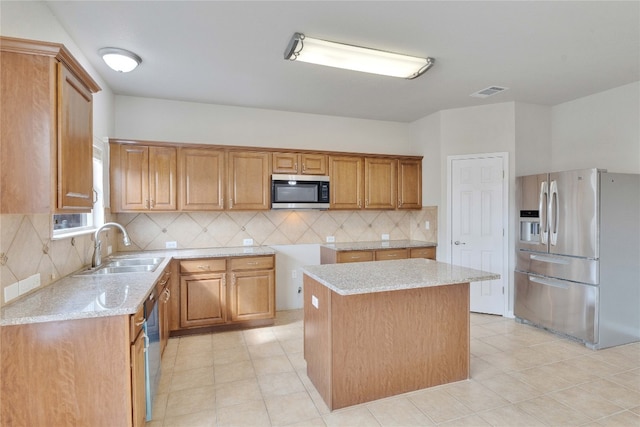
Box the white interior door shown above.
[450,155,506,315]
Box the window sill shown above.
[52,226,97,241]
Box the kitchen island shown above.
[302,258,499,410]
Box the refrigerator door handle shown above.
[539,181,549,244]
[549,180,559,246]
[529,275,569,289]
[530,254,570,265]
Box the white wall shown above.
[0,1,115,139]
[271,244,320,310]
[551,81,640,174]
[514,103,552,176]
[115,96,416,156]
[409,112,441,207]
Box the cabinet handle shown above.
[232,274,236,285]
[145,199,150,209]
[387,254,397,257]
[302,163,306,172]
[198,265,210,270]
[358,199,361,208]
[247,261,258,265]
[365,199,369,207]
[92,189,98,204]
[294,162,298,171]
[150,199,155,208]
[220,197,224,207]
[135,316,145,326]
[398,199,402,207]
[230,198,233,207]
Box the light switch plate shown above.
[381,234,390,240]
[311,295,319,309]
[326,236,335,243]
[425,221,430,230]
[165,241,177,249]
[243,238,254,246]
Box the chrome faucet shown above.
[92,222,132,268]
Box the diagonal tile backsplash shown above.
[0,207,437,307]
[114,207,437,252]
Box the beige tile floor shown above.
[148,310,640,426]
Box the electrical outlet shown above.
[312,295,319,309]
[165,241,177,249]
[291,270,297,279]
[243,238,254,246]
[381,234,390,240]
[425,221,430,230]
[326,236,335,243]
[107,245,113,254]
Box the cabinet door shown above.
[228,151,270,210]
[131,330,146,427]
[272,153,299,174]
[229,270,275,322]
[398,159,422,209]
[180,273,226,328]
[301,154,327,175]
[149,146,177,211]
[329,156,363,210]
[179,147,225,210]
[365,158,397,209]
[57,64,94,211]
[375,248,408,261]
[410,247,436,260]
[120,145,150,210]
[336,250,374,263]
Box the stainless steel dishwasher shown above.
[144,286,161,421]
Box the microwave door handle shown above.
[539,181,548,244]
[549,180,558,246]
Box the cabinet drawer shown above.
[180,258,226,274]
[336,251,374,263]
[230,256,274,271]
[130,304,145,342]
[375,249,408,261]
[410,247,436,260]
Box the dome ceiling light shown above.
[99,47,142,73]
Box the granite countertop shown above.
[302,258,499,296]
[321,240,436,251]
[0,246,275,326]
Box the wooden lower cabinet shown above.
[131,306,147,427]
[174,255,276,333]
[1,315,138,426]
[180,273,227,328]
[410,247,436,259]
[321,245,435,265]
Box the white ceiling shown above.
[45,1,640,123]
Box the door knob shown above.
[454,241,466,245]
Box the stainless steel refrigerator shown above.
[515,168,640,349]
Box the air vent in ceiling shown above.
[470,86,509,98]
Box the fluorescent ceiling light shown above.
[284,32,434,79]
[99,47,142,73]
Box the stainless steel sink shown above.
[105,257,164,267]
[76,256,164,275]
[91,265,161,274]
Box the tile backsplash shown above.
[0,207,436,306]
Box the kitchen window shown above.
[52,138,106,239]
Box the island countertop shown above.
[302,258,499,296]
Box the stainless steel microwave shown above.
[271,174,330,209]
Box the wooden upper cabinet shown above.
[329,156,363,210]
[111,143,177,212]
[364,158,397,210]
[178,147,225,210]
[58,65,94,210]
[227,151,270,210]
[272,153,327,175]
[398,158,422,209]
[0,37,100,214]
